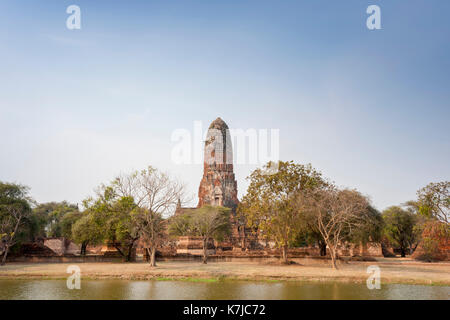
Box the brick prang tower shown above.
[197,117,239,211]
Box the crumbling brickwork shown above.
[197,117,239,209]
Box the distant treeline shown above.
[1,161,448,267]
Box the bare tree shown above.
[297,187,370,269]
[132,208,166,266]
[113,166,185,267]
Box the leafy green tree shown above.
[296,213,332,256]
[33,201,79,238]
[71,213,103,255]
[294,222,327,255]
[416,181,449,224]
[26,207,48,240]
[83,188,139,262]
[348,205,384,244]
[60,211,83,239]
[170,205,231,264]
[0,182,33,265]
[238,161,327,263]
[168,213,192,237]
[382,206,420,257]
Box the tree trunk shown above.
[149,247,157,267]
[1,218,21,266]
[319,242,327,256]
[126,243,134,262]
[240,226,247,250]
[113,244,125,260]
[81,242,87,256]
[0,245,9,266]
[400,247,406,257]
[330,248,338,269]
[281,244,288,264]
[202,238,208,264]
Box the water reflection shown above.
[0,280,448,300]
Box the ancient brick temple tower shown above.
[197,117,239,210]
[176,117,255,251]
[197,117,252,249]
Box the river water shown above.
[0,280,448,299]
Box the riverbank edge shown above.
[1,273,448,286]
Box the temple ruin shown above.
[175,117,254,253]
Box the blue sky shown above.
[0,0,449,210]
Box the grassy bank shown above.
[0,258,449,286]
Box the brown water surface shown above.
[0,279,448,300]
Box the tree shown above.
[113,166,185,267]
[238,161,327,264]
[82,186,139,262]
[0,182,32,265]
[168,212,192,236]
[299,204,382,260]
[103,195,140,262]
[170,205,231,264]
[33,201,79,238]
[191,206,231,264]
[297,217,328,256]
[416,181,449,224]
[27,206,49,241]
[80,166,184,263]
[60,210,83,239]
[414,220,450,261]
[132,209,166,267]
[71,212,103,255]
[297,187,371,269]
[382,206,420,257]
[348,205,384,245]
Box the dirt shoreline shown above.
[0,258,449,286]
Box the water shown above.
[0,280,448,300]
